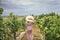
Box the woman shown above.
[26,16,34,40]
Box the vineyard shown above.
[0,8,60,40]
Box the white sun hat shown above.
[26,16,34,22]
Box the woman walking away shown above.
[26,16,34,40]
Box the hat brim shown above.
[26,19,34,22]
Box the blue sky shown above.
[0,0,60,16]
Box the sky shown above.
[0,0,60,16]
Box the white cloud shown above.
[9,0,33,5]
[1,0,60,16]
[45,0,55,1]
[57,0,60,4]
